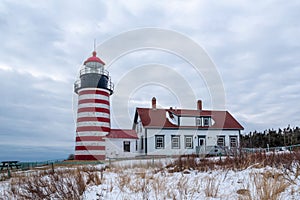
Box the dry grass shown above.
[251,171,291,200]
[1,151,300,199]
[204,177,220,198]
[2,166,105,200]
[237,189,252,200]
[167,150,300,172]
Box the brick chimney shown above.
[152,97,156,109]
[197,100,202,110]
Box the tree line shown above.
[240,126,300,148]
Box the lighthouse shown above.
[74,51,114,160]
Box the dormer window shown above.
[203,117,210,126]
[196,118,201,126]
[196,117,212,126]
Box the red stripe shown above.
[75,146,105,151]
[74,155,105,160]
[77,117,110,123]
[78,99,109,105]
[76,126,110,132]
[77,107,110,114]
[76,136,106,142]
[79,90,109,96]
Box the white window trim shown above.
[171,135,180,149]
[123,141,130,152]
[185,136,193,149]
[196,117,202,126]
[155,135,165,149]
[196,117,212,126]
[230,136,238,148]
[217,136,225,146]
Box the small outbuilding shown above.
[105,129,139,158]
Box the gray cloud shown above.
[0,0,299,160]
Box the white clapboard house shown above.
[132,97,244,156]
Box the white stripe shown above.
[79,94,109,101]
[77,121,110,128]
[76,132,108,137]
[79,88,110,93]
[76,141,106,146]
[75,150,106,155]
[77,112,110,118]
[78,103,110,109]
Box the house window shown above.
[141,136,144,150]
[185,136,193,149]
[230,136,238,148]
[155,135,165,149]
[196,117,211,126]
[136,140,138,151]
[136,121,142,133]
[171,135,180,149]
[123,141,130,152]
[196,117,201,126]
[203,117,210,126]
[217,136,225,146]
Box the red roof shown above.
[106,129,138,139]
[135,108,244,130]
[84,51,105,65]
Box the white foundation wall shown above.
[105,138,139,158]
[144,128,240,156]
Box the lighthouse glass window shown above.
[155,135,165,149]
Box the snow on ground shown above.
[82,165,300,200]
[1,157,300,199]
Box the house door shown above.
[199,138,205,146]
[197,136,206,154]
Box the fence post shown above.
[152,156,154,166]
[7,168,11,178]
[51,163,54,174]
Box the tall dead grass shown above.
[2,166,104,200]
[168,150,300,172]
[252,171,290,200]
[204,177,220,198]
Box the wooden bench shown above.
[0,161,21,170]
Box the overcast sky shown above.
[0,0,299,161]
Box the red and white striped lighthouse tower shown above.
[74,51,113,160]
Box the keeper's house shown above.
[132,97,244,156]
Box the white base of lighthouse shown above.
[75,88,110,160]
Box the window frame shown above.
[155,135,165,149]
[141,136,144,150]
[203,117,211,126]
[184,136,193,149]
[135,140,138,151]
[171,135,180,149]
[196,117,202,126]
[123,141,130,152]
[230,136,238,148]
[217,136,225,147]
